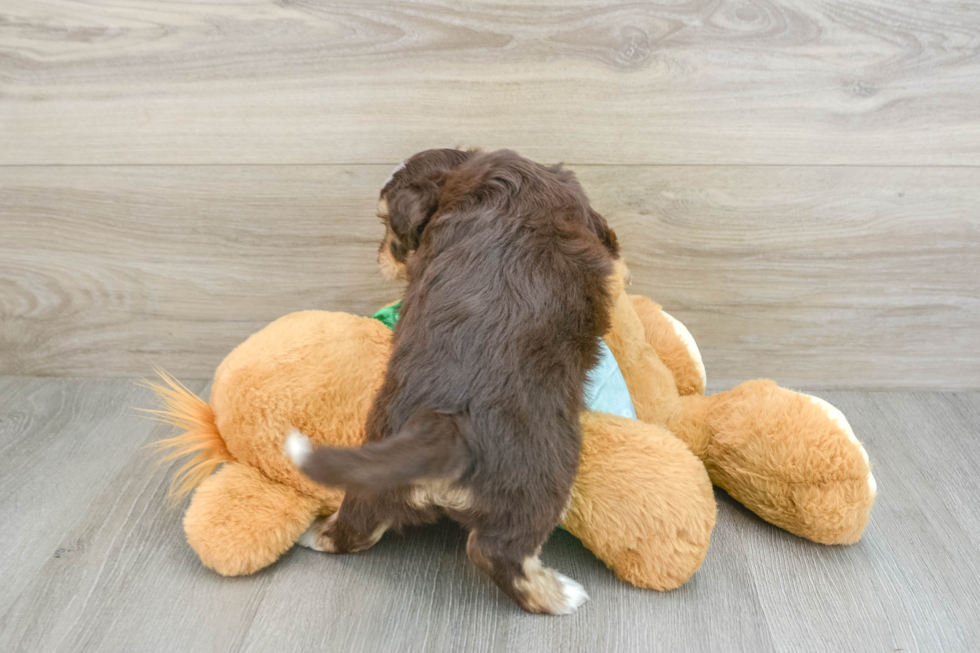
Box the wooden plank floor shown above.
[1,378,978,653]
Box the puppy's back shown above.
[385,150,615,447]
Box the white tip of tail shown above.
[285,428,313,467]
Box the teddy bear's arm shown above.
[700,380,877,545]
[616,292,876,545]
[629,295,705,396]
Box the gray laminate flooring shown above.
[1,378,978,652]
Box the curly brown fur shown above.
[294,148,617,614]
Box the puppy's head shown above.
[546,162,620,260]
[377,149,474,281]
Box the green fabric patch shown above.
[372,301,402,330]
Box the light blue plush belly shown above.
[583,339,636,419]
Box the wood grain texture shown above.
[1,379,978,652]
[1,0,978,165]
[0,378,205,618]
[0,165,402,379]
[2,165,977,387]
[595,165,980,390]
[740,390,980,652]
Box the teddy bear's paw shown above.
[806,395,877,497]
[661,311,706,390]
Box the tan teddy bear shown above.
[148,266,874,591]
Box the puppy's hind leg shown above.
[466,529,589,616]
[299,489,441,554]
[299,491,392,554]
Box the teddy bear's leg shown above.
[184,462,322,576]
[698,380,877,544]
[562,413,716,591]
[629,295,706,396]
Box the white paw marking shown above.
[807,395,877,497]
[554,573,590,615]
[297,514,338,553]
[661,311,706,389]
[383,161,406,187]
[285,428,312,467]
[297,524,324,551]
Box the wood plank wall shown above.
[1,0,978,388]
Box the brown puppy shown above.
[287,148,619,614]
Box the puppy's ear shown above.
[588,208,620,258]
[387,179,443,253]
[385,148,475,253]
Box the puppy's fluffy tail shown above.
[285,408,470,492]
[141,370,232,505]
